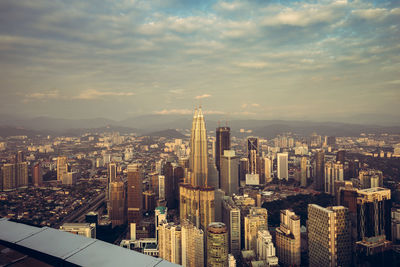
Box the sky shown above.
[0,0,399,122]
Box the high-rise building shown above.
[308,204,352,267]
[300,157,307,187]
[315,150,325,191]
[180,107,215,230]
[189,107,208,187]
[392,208,400,244]
[247,137,259,175]
[1,164,15,191]
[216,127,231,177]
[220,150,239,196]
[257,230,279,266]
[262,157,272,184]
[108,162,117,183]
[159,222,182,265]
[222,196,241,257]
[244,207,268,251]
[16,150,24,163]
[155,206,167,242]
[162,162,175,208]
[159,175,165,200]
[359,169,383,189]
[239,158,248,183]
[276,210,301,266]
[277,153,288,180]
[57,156,68,182]
[181,220,204,267]
[110,181,126,227]
[16,162,28,188]
[207,222,228,267]
[127,164,142,225]
[324,161,344,195]
[32,162,43,187]
[336,150,346,163]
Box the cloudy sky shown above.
[0,0,399,122]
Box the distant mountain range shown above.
[0,114,399,138]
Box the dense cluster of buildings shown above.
[1,107,400,266]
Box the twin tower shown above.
[180,107,215,230]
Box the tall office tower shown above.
[239,158,248,183]
[180,107,215,230]
[159,222,182,265]
[181,220,204,267]
[257,230,279,265]
[222,196,241,257]
[216,127,231,176]
[392,208,400,244]
[324,161,344,195]
[159,175,165,200]
[16,162,28,188]
[336,150,346,163]
[308,204,352,267]
[174,166,184,204]
[57,156,68,182]
[143,190,156,213]
[247,137,259,174]
[162,162,174,208]
[244,207,268,251]
[300,157,307,187]
[220,150,239,196]
[208,160,219,189]
[16,150,24,163]
[359,169,383,189]
[215,189,225,222]
[110,181,126,227]
[155,206,167,242]
[32,162,42,187]
[262,157,272,183]
[108,162,117,183]
[207,222,229,267]
[315,150,325,191]
[150,171,159,196]
[2,164,15,191]
[276,210,301,266]
[127,164,142,224]
[189,107,208,187]
[277,153,288,180]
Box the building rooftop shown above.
[0,218,178,267]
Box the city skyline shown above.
[0,0,399,123]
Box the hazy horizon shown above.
[0,0,399,123]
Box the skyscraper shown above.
[32,162,43,187]
[276,210,301,266]
[244,207,268,251]
[16,162,28,188]
[207,222,229,267]
[110,181,126,227]
[257,230,279,265]
[222,196,241,257]
[262,157,272,184]
[220,150,239,196]
[315,150,325,191]
[247,137,259,175]
[308,204,352,267]
[277,153,288,180]
[155,206,167,242]
[189,108,208,187]
[127,164,142,225]
[57,156,68,182]
[181,220,204,267]
[108,162,117,183]
[300,156,307,187]
[180,107,215,230]
[1,164,15,191]
[324,161,344,195]
[216,127,231,176]
[159,222,182,265]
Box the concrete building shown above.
[127,164,142,225]
[392,208,400,244]
[2,163,15,191]
[314,150,325,191]
[181,220,204,267]
[207,222,228,267]
[110,181,126,227]
[244,207,268,251]
[222,196,241,257]
[159,222,182,265]
[276,210,301,266]
[277,153,288,180]
[216,126,231,178]
[307,204,352,267]
[300,157,307,187]
[324,161,344,195]
[60,223,96,238]
[57,156,68,182]
[16,162,28,188]
[32,162,43,187]
[262,157,272,183]
[220,150,239,196]
[257,230,279,266]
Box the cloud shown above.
[235,61,268,69]
[154,109,192,115]
[195,94,211,99]
[352,8,388,20]
[24,90,61,100]
[74,89,135,100]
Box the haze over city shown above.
[0,0,399,124]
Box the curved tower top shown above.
[189,107,209,187]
